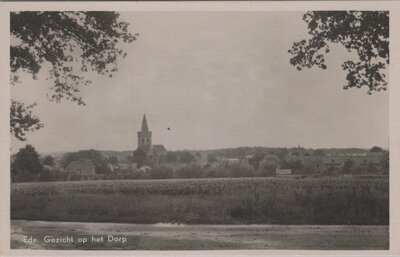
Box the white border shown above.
[1,1,399,256]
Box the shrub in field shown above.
[40,168,68,182]
[300,162,317,175]
[203,166,229,178]
[254,169,274,177]
[226,164,254,178]
[66,173,82,181]
[149,166,174,179]
[176,165,203,178]
[11,169,39,183]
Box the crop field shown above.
[11,176,389,225]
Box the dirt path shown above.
[11,220,389,250]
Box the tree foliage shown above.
[10,11,136,140]
[149,166,174,179]
[276,148,289,161]
[10,100,43,141]
[289,11,389,94]
[248,150,266,169]
[312,149,327,157]
[342,159,356,174]
[260,155,280,172]
[370,146,384,152]
[11,144,44,182]
[133,149,146,168]
[106,156,118,164]
[166,151,178,163]
[179,151,195,164]
[207,153,218,163]
[282,155,304,171]
[176,164,202,178]
[43,155,55,166]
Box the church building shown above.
[137,114,167,166]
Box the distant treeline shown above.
[193,146,370,159]
[11,145,388,183]
[99,146,374,162]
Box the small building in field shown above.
[138,165,152,172]
[65,159,103,180]
[227,158,240,165]
[276,168,292,176]
[217,157,241,167]
[117,162,137,170]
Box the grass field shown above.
[11,176,389,225]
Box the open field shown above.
[11,220,389,250]
[11,176,389,225]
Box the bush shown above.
[227,165,254,177]
[203,166,229,178]
[66,173,81,181]
[325,166,341,176]
[176,165,202,178]
[40,168,67,182]
[11,169,39,183]
[254,169,275,177]
[117,168,149,180]
[149,166,174,179]
[300,163,317,175]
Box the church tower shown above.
[137,114,152,154]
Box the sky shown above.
[11,12,389,153]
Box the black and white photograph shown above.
[4,3,396,252]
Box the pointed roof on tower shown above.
[141,114,149,132]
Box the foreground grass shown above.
[11,176,389,225]
[11,220,389,250]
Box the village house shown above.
[64,158,103,180]
[226,158,240,165]
[276,168,292,176]
[301,150,388,174]
[107,162,137,173]
[350,151,387,170]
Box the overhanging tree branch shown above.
[288,11,389,94]
[10,11,137,141]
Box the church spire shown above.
[138,113,152,153]
[141,113,149,132]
